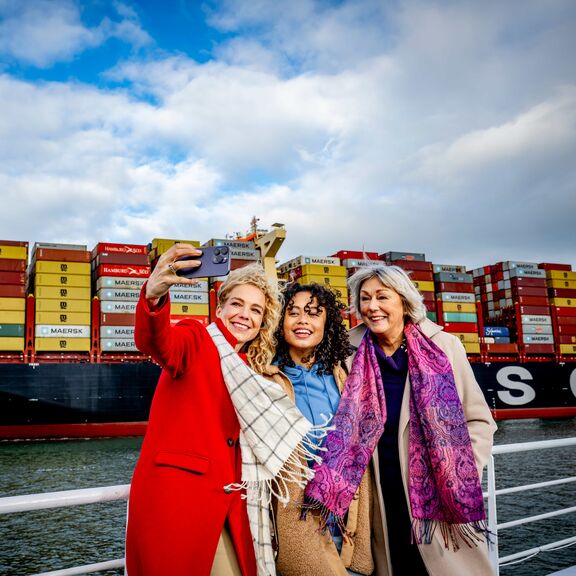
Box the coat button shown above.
[227,438,235,447]
[224,486,232,494]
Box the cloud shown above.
[0,0,151,68]
[0,0,575,271]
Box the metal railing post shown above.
[486,453,499,575]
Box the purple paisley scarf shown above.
[303,322,487,550]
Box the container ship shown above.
[1,223,575,440]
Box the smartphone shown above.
[175,246,231,278]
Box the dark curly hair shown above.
[274,283,353,375]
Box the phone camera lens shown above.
[214,254,225,263]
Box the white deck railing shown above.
[1,438,575,576]
[485,437,576,575]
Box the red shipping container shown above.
[510,277,546,288]
[485,344,518,354]
[522,344,555,354]
[0,259,26,272]
[92,242,148,256]
[514,296,549,307]
[442,322,478,333]
[94,252,150,266]
[0,284,25,297]
[552,306,576,317]
[557,324,576,335]
[34,248,91,263]
[548,288,576,298]
[512,286,548,297]
[436,282,475,293]
[518,305,550,315]
[331,250,379,260]
[407,270,434,281]
[538,263,572,271]
[100,313,136,326]
[96,264,150,278]
[558,335,576,344]
[390,260,433,272]
[0,240,28,247]
[556,316,576,325]
[421,291,435,301]
[0,271,25,285]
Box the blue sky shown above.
[1,0,575,269]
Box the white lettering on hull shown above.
[496,366,536,405]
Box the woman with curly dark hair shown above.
[272,283,374,576]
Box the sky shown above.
[0,0,575,271]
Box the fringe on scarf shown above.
[411,518,491,551]
[299,495,351,540]
[223,416,334,505]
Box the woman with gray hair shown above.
[303,265,497,576]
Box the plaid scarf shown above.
[303,322,487,550]
[207,323,331,575]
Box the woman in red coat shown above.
[125,243,282,576]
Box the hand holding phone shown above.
[176,245,231,279]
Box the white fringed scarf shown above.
[207,323,331,576]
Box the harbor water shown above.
[0,418,575,576]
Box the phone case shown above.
[176,246,231,278]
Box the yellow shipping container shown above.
[462,342,481,355]
[299,275,348,289]
[151,238,200,253]
[0,297,25,311]
[34,273,91,288]
[35,261,91,275]
[547,279,576,290]
[35,338,91,352]
[559,344,576,355]
[412,280,435,292]
[170,303,210,316]
[35,311,91,325]
[0,311,25,324]
[546,270,576,281]
[453,333,480,343]
[441,302,477,313]
[34,286,91,299]
[0,245,27,260]
[0,337,25,350]
[550,298,576,308]
[35,299,91,312]
[298,264,347,278]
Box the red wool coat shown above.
[125,290,256,576]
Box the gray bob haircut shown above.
[348,265,428,324]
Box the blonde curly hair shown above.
[217,263,281,374]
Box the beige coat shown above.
[263,364,374,576]
[349,319,498,576]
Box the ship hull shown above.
[0,361,574,439]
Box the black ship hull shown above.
[0,361,574,439]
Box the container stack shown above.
[0,241,28,353]
[331,250,380,328]
[277,255,348,326]
[433,264,480,353]
[541,263,576,357]
[433,269,479,355]
[93,243,150,354]
[471,266,518,357]
[30,243,92,354]
[498,262,554,356]
[148,238,209,327]
[380,252,437,324]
